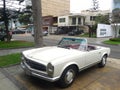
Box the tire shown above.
[57,66,77,88]
[1,38,5,41]
[98,55,107,68]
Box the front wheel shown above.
[57,66,77,88]
[98,55,107,68]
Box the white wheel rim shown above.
[102,57,106,65]
[65,69,75,84]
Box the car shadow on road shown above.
[14,65,105,90]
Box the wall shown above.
[97,24,113,37]
[25,0,70,17]
[58,16,69,26]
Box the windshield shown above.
[58,37,87,50]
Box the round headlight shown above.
[47,63,54,77]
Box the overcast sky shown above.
[0,0,25,10]
[70,0,112,13]
[0,0,112,13]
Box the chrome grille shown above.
[25,58,46,72]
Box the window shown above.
[78,17,81,24]
[100,29,106,35]
[59,18,65,23]
[90,16,96,21]
[72,17,76,25]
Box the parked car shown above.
[68,29,84,36]
[31,30,48,37]
[0,30,12,41]
[21,37,110,88]
[54,28,65,35]
[12,29,25,34]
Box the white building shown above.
[111,0,120,9]
[57,14,87,32]
[58,14,85,27]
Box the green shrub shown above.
[109,38,120,42]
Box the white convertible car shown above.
[21,37,110,88]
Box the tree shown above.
[18,5,33,25]
[91,0,99,11]
[92,14,110,37]
[18,13,32,25]
[31,0,43,47]
[0,8,19,22]
[3,0,10,42]
[0,0,21,42]
[111,8,120,37]
[95,14,110,24]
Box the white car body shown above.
[21,37,110,87]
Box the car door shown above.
[84,50,101,66]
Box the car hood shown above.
[24,46,79,63]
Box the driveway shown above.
[1,58,120,90]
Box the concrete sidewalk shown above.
[0,69,19,90]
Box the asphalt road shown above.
[12,34,120,59]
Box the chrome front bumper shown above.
[21,61,60,82]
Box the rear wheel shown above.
[57,66,77,88]
[1,38,5,41]
[98,55,107,68]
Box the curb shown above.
[0,46,34,50]
[0,68,27,90]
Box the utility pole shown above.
[31,0,43,47]
[3,0,10,41]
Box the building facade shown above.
[111,0,120,37]
[42,0,70,16]
[111,0,120,10]
[81,10,110,26]
[58,14,85,27]
[24,0,70,34]
[25,0,70,16]
[57,14,87,33]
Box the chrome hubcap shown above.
[102,57,106,65]
[65,69,74,84]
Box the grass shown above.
[103,40,120,45]
[0,40,34,49]
[78,33,96,38]
[0,53,21,67]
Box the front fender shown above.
[54,61,79,78]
